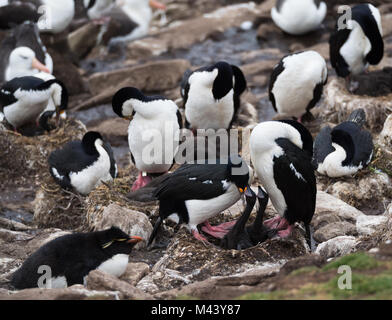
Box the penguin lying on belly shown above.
[11,227,143,289]
[48,131,117,195]
[312,109,374,178]
[220,186,276,250]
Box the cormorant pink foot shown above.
[277,225,294,238]
[264,216,283,229]
[131,172,152,191]
[201,221,233,239]
[93,16,111,25]
[192,229,210,244]
[214,220,237,231]
[275,217,290,231]
[201,226,227,239]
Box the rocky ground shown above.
[1,0,392,300]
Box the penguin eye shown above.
[20,56,29,60]
[102,240,114,249]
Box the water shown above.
[73,103,115,126]
[160,27,261,66]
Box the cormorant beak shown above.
[31,58,50,74]
[149,0,166,10]
[127,236,143,244]
[238,186,247,194]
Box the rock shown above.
[0,217,33,232]
[328,173,392,215]
[312,212,344,230]
[356,215,388,236]
[48,48,89,96]
[155,262,281,300]
[0,257,16,282]
[74,60,190,111]
[279,254,326,276]
[322,78,392,132]
[314,191,364,224]
[378,114,392,150]
[86,270,153,300]
[126,3,260,60]
[87,204,153,249]
[241,57,280,79]
[314,222,357,243]
[136,274,160,294]
[0,229,35,242]
[68,22,102,60]
[316,236,358,259]
[307,42,330,61]
[88,118,129,139]
[120,262,150,286]
[233,101,259,128]
[88,59,190,96]
[0,286,119,300]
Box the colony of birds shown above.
[0,0,390,297]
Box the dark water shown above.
[160,27,260,66]
[73,103,114,125]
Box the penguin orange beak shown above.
[149,0,166,10]
[31,58,50,74]
[127,236,143,244]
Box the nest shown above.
[1,119,88,230]
[34,174,87,231]
[85,166,159,231]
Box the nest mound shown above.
[34,176,87,231]
[0,119,87,188]
[85,166,158,231]
[141,228,307,293]
[0,119,87,230]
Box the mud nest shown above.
[144,228,307,292]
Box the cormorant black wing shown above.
[153,163,230,201]
[48,141,98,177]
[312,126,334,169]
[274,138,316,225]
